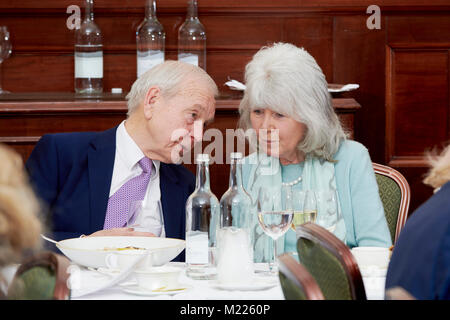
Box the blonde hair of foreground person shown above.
[0,144,42,268]
[423,143,450,190]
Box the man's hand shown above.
[87,227,156,237]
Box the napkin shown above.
[327,84,359,93]
[70,248,153,298]
[224,79,246,91]
[358,265,388,277]
[224,79,360,93]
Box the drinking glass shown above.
[127,200,164,236]
[303,190,318,224]
[256,186,293,274]
[290,190,317,231]
[0,26,12,94]
[315,190,340,233]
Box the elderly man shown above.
[26,61,217,252]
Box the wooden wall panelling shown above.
[386,15,450,215]
[387,49,448,160]
[333,15,386,163]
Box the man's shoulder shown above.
[39,127,117,152]
[160,163,195,186]
[41,130,104,145]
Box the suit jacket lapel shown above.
[159,164,184,239]
[88,127,117,233]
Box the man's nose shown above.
[191,120,204,143]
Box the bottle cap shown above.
[230,152,243,159]
[111,88,122,94]
[196,153,210,162]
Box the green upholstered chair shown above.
[296,222,366,300]
[278,253,324,300]
[8,252,71,300]
[373,163,410,243]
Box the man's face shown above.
[144,78,216,163]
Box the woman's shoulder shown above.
[334,139,369,161]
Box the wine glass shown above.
[0,26,12,94]
[290,190,317,231]
[127,200,164,236]
[303,190,318,224]
[315,190,340,234]
[256,185,293,274]
[290,190,305,231]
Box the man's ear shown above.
[143,86,161,120]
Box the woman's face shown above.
[250,108,307,164]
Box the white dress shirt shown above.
[109,121,165,237]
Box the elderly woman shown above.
[238,43,391,262]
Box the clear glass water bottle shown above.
[178,0,206,70]
[219,153,253,229]
[185,154,219,280]
[136,0,165,78]
[216,153,255,283]
[74,0,103,94]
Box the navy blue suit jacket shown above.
[386,181,450,299]
[26,127,195,260]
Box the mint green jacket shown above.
[241,140,392,254]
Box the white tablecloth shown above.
[69,262,385,300]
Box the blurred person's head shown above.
[125,60,218,164]
[423,143,450,190]
[0,144,42,267]
[239,42,347,164]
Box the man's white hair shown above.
[239,42,347,161]
[126,60,218,116]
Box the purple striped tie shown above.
[103,157,153,229]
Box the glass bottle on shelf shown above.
[136,0,165,78]
[185,153,219,280]
[74,0,103,94]
[177,0,206,70]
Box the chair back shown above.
[278,253,324,300]
[296,222,366,300]
[373,163,410,242]
[8,252,71,300]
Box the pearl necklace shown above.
[281,175,302,187]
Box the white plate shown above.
[211,276,279,291]
[121,284,191,296]
[56,236,185,269]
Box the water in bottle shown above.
[178,0,206,70]
[136,0,165,78]
[185,154,219,279]
[74,0,103,94]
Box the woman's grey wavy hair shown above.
[238,43,347,161]
[126,60,218,116]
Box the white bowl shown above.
[56,236,185,268]
[351,246,390,268]
[134,266,181,291]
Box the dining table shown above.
[68,262,386,300]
